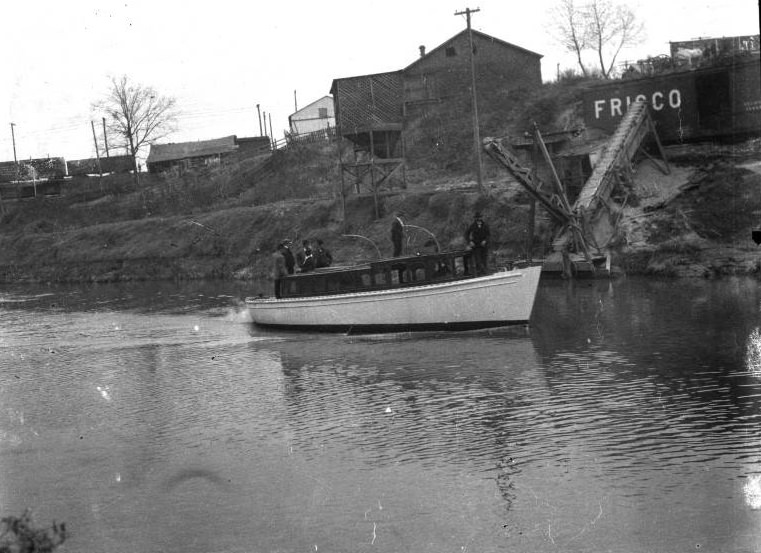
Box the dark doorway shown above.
[695,71,730,130]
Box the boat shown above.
[246,250,542,333]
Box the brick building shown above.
[404,29,542,113]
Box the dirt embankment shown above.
[0,141,759,284]
[615,144,761,277]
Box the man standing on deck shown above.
[281,240,296,275]
[272,242,290,298]
[464,211,490,275]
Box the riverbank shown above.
[0,138,759,284]
[0,141,761,282]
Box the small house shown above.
[289,95,336,135]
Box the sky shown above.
[2,0,759,163]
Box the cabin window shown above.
[374,272,387,285]
[454,256,466,276]
[361,273,372,287]
[338,272,357,291]
[318,107,328,118]
[391,271,400,285]
[445,46,456,57]
[287,280,298,295]
[414,267,426,281]
[434,260,451,278]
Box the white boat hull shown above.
[246,265,541,332]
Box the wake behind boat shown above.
[246,250,541,333]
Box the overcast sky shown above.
[2,0,758,162]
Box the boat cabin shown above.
[277,251,473,299]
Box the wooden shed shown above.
[146,135,270,174]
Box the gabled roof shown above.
[147,135,238,164]
[290,95,333,119]
[404,29,542,72]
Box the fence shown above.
[273,126,338,150]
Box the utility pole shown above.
[10,123,18,182]
[455,7,483,192]
[268,113,274,149]
[91,121,103,179]
[102,117,110,157]
[256,104,263,136]
[294,90,298,112]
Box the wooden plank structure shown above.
[330,72,406,218]
[484,98,669,277]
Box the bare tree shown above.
[93,75,178,182]
[550,0,590,77]
[550,0,644,79]
[587,0,644,78]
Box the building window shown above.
[445,46,456,57]
[318,107,328,118]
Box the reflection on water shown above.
[747,328,761,377]
[0,278,759,552]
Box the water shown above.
[0,277,759,552]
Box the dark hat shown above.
[474,211,482,219]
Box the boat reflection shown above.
[248,329,547,472]
[744,474,761,510]
[746,328,761,377]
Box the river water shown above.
[0,277,760,553]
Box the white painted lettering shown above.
[652,91,665,110]
[669,89,681,108]
[610,98,623,116]
[636,94,647,103]
[594,100,605,119]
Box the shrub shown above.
[0,510,66,553]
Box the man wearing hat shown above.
[281,240,295,275]
[272,242,291,298]
[464,211,490,275]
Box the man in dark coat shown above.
[391,212,404,257]
[314,239,333,268]
[272,243,291,298]
[464,211,490,275]
[281,240,295,275]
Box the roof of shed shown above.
[147,135,238,164]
